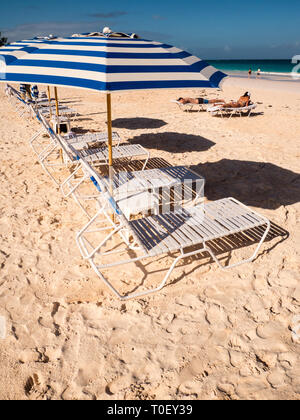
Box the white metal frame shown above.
[75,161,271,300]
[5,85,32,117]
[28,110,150,193]
[64,131,122,149]
[38,104,78,119]
[208,103,257,118]
[60,160,205,220]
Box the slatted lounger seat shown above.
[112,166,205,217]
[128,199,268,256]
[76,165,271,300]
[207,103,257,118]
[77,144,149,169]
[38,105,78,118]
[29,113,121,159]
[28,109,150,188]
[61,161,205,220]
[64,131,121,149]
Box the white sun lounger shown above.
[207,103,257,118]
[5,85,49,115]
[60,160,205,219]
[76,144,150,169]
[30,124,122,159]
[64,131,121,149]
[38,104,78,118]
[29,109,150,186]
[75,159,271,300]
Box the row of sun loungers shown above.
[6,85,271,300]
[5,84,79,119]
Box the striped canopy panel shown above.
[0,36,227,93]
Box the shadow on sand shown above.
[191,159,300,210]
[212,111,264,118]
[112,117,167,130]
[128,132,215,153]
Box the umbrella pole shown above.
[106,93,114,221]
[54,86,64,163]
[106,93,114,184]
[106,93,113,170]
[47,86,52,119]
[54,86,60,134]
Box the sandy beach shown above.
[0,75,299,400]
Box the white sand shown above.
[0,76,299,400]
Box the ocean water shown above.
[207,59,299,77]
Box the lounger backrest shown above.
[7,85,27,103]
[79,158,126,220]
[35,110,56,137]
[8,85,27,105]
[58,136,80,162]
[33,109,75,162]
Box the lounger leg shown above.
[141,151,150,170]
[39,142,66,185]
[76,206,121,259]
[118,252,187,300]
[37,138,58,162]
[60,162,87,198]
[89,246,206,301]
[203,221,271,270]
[28,128,44,155]
[71,189,96,219]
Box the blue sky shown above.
[1,0,300,59]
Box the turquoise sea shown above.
[207,59,298,76]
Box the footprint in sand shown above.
[25,373,52,399]
[205,304,228,329]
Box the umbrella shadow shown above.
[85,111,107,116]
[190,159,300,210]
[73,117,94,123]
[71,127,91,134]
[59,100,82,106]
[100,157,172,175]
[128,132,215,153]
[112,117,167,130]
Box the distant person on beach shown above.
[256,68,261,79]
[218,92,252,108]
[177,96,225,105]
[248,68,252,78]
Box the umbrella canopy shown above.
[0,35,227,182]
[0,36,227,92]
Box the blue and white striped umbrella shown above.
[0,36,227,92]
[0,35,227,172]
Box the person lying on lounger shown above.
[176,96,225,105]
[219,92,252,108]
